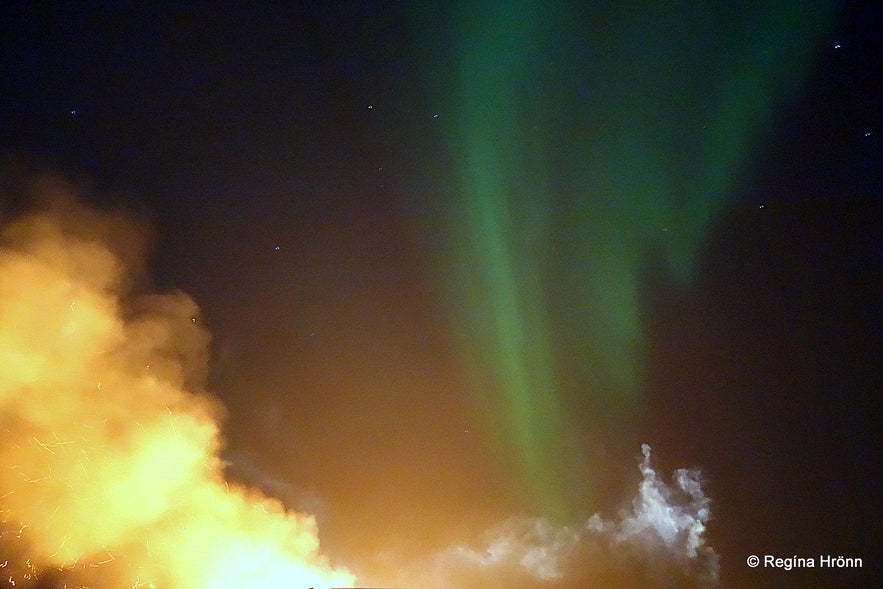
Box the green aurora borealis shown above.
[414,0,836,517]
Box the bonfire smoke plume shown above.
[365,444,719,589]
[0,180,353,589]
[1,175,720,589]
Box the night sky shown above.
[1,1,881,588]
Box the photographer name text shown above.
[745,554,862,569]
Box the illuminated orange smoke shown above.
[0,185,354,588]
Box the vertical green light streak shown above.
[414,0,835,516]
[448,0,567,513]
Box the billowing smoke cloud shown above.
[0,176,719,589]
[371,444,718,589]
[0,181,353,588]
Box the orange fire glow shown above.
[0,187,354,588]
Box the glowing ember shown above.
[0,189,354,588]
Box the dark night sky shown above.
[1,1,881,588]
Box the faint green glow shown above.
[414,0,835,516]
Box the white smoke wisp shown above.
[614,444,714,561]
[444,517,582,582]
[392,444,719,589]
[0,185,354,589]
